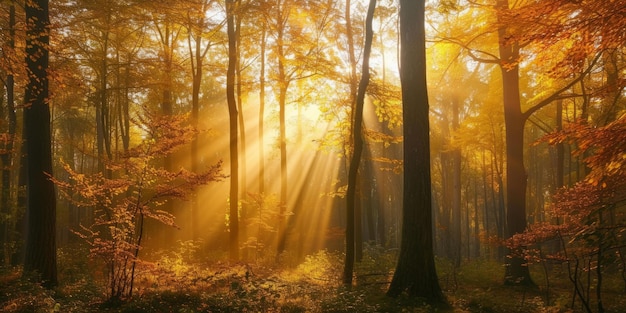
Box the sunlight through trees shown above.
[0,0,625,311]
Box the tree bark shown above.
[387,0,444,302]
[343,0,376,286]
[496,0,533,286]
[1,1,17,265]
[23,0,57,288]
[275,0,289,258]
[226,0,239,261]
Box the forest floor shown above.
[2,244,625,312]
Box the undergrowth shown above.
[3,243,626,312]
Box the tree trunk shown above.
[451,97,462,267]
[275,1,289,258]
[258,24,266,194]
[234,14,249,259]
[1,1,17,265]
[387,0,444,302]
[23,0,57,288]
[226,0,239,261]
[343,0,376,285]
[497,0,532,284]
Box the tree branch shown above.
[522,52,602,121]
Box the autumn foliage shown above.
[53,112,223,302]
[508,114,626,311]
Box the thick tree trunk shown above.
[497,0,532,284]
[387,0,444,302]
[23,0,57,288]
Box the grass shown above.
[2,245,626,312]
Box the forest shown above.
[1,0,625,312]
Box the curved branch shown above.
[522,52,602,121]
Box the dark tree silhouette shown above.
[22,0,57,288]
[387,0,444,302]
[343,0,376,286]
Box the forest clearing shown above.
[1,0,625,312]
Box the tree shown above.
[0,0,18,266]
[185,0,221,240]
[386,0,444,302]
[55,113,223,302]
[510,115,626,313]
[495,0,603,285]
[226,0,239,261]
[22,0,57,288]
[343,0,376,286]
[439,0,605,285]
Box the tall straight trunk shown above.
[275,1,289,257]
[343,0,376,286]
[226,0,239,261]
[1,1,17,265]
[555,99,564,190]
[362,146,376,242]
[497,0,533,285]
[451,96,462,267]
[387,0,443,302]
[190,33,203,240]
[161,23,174,116]
[187,2,212,240]
[258,25,266,194]
[23,0,57,288]
[473,176,481,258]
[234,15,248,257]
[96,22,111,177]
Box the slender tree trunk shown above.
[451,97,462,267]
[23,0,57,288]
[235,14,248,259]
[96,23,111,177]
[226,0,239,261]
[387,0,444,302]
[1,1,17,265]
[275,1,289,258]
[258,25,266,194]
[190,38,202,240]
[187,2,212,240]
[343,0,376,286]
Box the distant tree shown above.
[343,0,376,286]
[185,0,221,240]
[386,0,444,302]
[22,0,57,288]
[226,0,239,261]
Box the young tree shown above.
[22,0,57,288]
[56,113,223,302]
[343,0,376,286]
[226,0,239,261]
[386,0,444,302]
